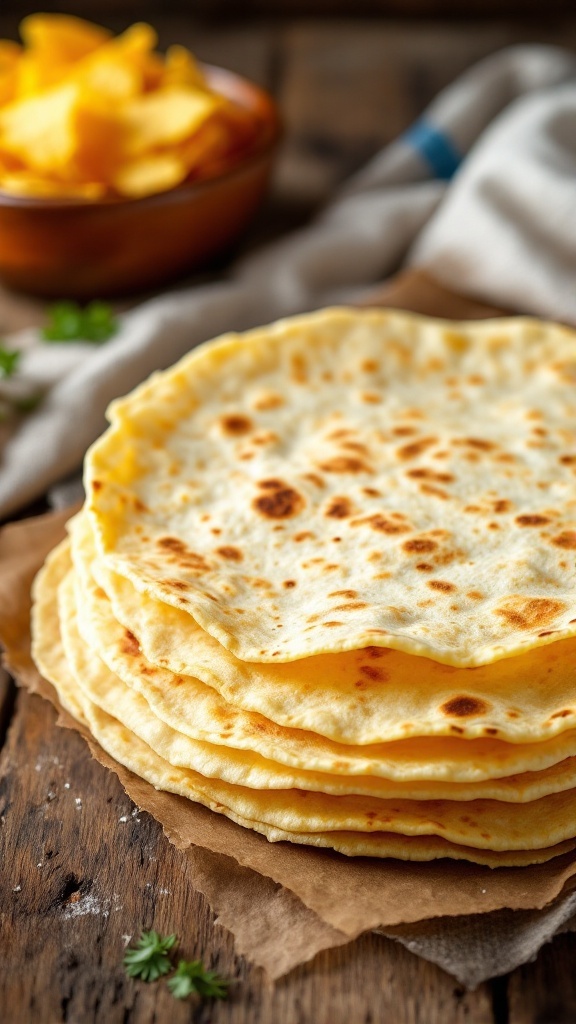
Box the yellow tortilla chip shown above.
[20,14,110,64]
[113,152,188,198]
[164,45,207,90]
[0,83,78,172]
[0,41,20,106]
[122,85,222,155]
[74,23,158,101]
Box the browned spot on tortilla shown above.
[319,456,372,474]
[294,531,315,542]
[403,538,438,555]
[359,665,387,681]
[252,391,284,411]
[407,468,454,484]
[484,727,499,736]
[252,431,279,446]
[156,537,210,571]
[325,496,354,519]
[538,630,559,637]
[392,426,418,437]
[560,455,576,466]
[330,589,358,599]
[258,478,283,490]
[420,483,449,500]
[454,437,496,451]
[552,531,576,549]
[352,513,410,535]
[364,646,388,659]
[332,601,368,611]
[254,480,304,519]
[341,441,369,454]
[396,436,438,460]
[161,578,188,590]
[495,595,567,631]
[92,479,103,491]
[132,497,147,512]
[464,505,481,513]
[551,709,574,719]
[302,472,325,488]
[516,514,551,527]
[416,562,434,572]
[121,629,140,657]
[450,725,464,735]
[210,528,222,536]
[282,580,296,588]
[220,414,252,436]
[362,358,378,372]
[216,546,243,562]
[361,392,382,404]
[467,590,484,600]
[327,428,354,440]
[493,500,512,514]
[363,487,381,497]
[291,353,307,383]
[323,621,343,627]
[428,580,456,593]
[441,696,490,717]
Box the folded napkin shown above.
[1,43,576,519]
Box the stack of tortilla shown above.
[32,307,576,867]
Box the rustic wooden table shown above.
[3,15,576,1023]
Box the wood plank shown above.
[0,689,496,1023]
[0,2,574,21]
[274,19,576,206]
[507,932,576,1024]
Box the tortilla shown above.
[85,308,576,666]
[70,511,576,748]
[30,543,576,863]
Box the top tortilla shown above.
[86,307,576,665]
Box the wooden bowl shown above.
[0,65,281,299]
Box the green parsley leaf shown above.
[123,930,177,983]
[0,346,20,378]
[82,300,118,342]
[167,960,229,1001]
[42,300,118,343]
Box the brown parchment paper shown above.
[4,506,576,985]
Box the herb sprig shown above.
[123,929,229,1002]
[123,930,177,982]
[42,300,118,343]
[167,959,229,1000]
[0,346,20,378]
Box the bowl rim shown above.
[0,62,282,211]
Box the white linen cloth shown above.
[1,43,576,518]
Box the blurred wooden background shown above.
[1,0,576,229]
[1,0,576,18]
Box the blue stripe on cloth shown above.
[403,120,461,180]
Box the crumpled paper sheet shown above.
[3,509,576,986]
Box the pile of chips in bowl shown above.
[0,14,260,199]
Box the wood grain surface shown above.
[2,14,576,1024]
